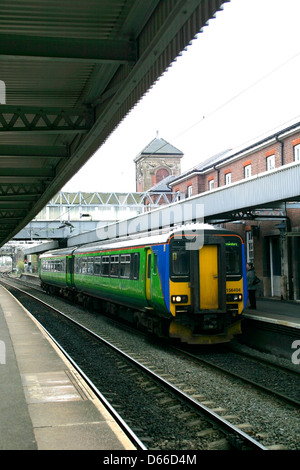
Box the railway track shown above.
[1,278,267,450]
[2,274,299,449]
[173,345,300,408]
[8,274,300,406]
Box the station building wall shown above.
[168,126,300,301]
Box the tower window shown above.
[156,168,169,184]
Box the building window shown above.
[175,190,181,201]
[156,168,169,184]
[246,231,254,263]
[209,179,214,191]
[294,144,300,162]
[187,185,193,197]
[266,154,275,171]
[244,164,251,178]
[225,172,231,185]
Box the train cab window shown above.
[225,241,242,278]
[171,247,190,280]
[94,257,101,275]
[120,254,131,278]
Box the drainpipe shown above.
[214,165,220,187]
[276,136,284,166]
[286,216,293,300]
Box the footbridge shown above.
[14,190,178,240]
[0,0,229,248]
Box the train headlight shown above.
[226,293,243,302]
[171,295,188,304]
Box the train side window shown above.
[94,257,101,275]
[79,258,83,274]
[77,258,82,274]
[131,253,140,280]
[81,257,87,274]
[75,258,80,274]
[120,254,131,278]
[154,254,158,274]
[87,258,94,275]
[101,256,110,276]
[61,259,66,273]
[147,253,151,279]
[110,255,119,277]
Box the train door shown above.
[199,245,219,309]
[146,248,152,302]
[269,236,281,297]
[66,255,74,287]
[191,240,226,312]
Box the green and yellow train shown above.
[39,224,247,344]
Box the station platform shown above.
[0,285,136,450]
[244,298,300,330]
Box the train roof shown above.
[40,224,243,258]
[39,247,76,259]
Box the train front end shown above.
[167,228,246,345]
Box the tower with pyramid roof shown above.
[134,132,183,191]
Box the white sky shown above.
[63,0,300,193]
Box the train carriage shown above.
[39,247,74,291]
[39,224,247,345]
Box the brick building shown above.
[167,120,300,302]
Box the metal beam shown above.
[0,106,94,133]
[0,210,27,219]
[0,183,44,196]
[0,145,68,158]
[0,218,24,224]
[0,168,55,178]
[0,35,137,64]
[0,201,33,209]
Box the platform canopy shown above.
[0,0,229,247]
